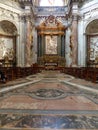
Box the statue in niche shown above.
[0,39,6,59]
[4,53,9,67]
[7,48,14,60]
[89,48,95,61]
[3,48,15,67]
[69,35,74,57]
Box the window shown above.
[40,0,64,6]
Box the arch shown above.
[0,20,17,67]
[86,19,98,34]
[85,19,98,66]
[84,16,98,34]
[0,20,17,35]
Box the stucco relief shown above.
[0,8,18,35]
[89,36,98,62]
[83,8,98,20]
[0,38,14,60]
[0,7,19,21]
[46,36,57,54]
[0,39,6,59]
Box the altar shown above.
[38,54,65,70]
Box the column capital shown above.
[20,14,32,22]
[25,14,32,22]
[71,1,79,16]
[72,14,79,21]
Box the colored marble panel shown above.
[0,114,98,129]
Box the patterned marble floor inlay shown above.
[32,88,66,99]
[0,81,98,110]
[0,70,98,130]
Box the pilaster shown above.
[70,2,79,67]
[25,15,32,66]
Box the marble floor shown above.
[0,70,98,130]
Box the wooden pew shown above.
[61,67,98,83]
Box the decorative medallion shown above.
[31,88,66,99]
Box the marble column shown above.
[25,16,32,66]
[57,35,62,56]
[71,15,78,67]
[37,34,41,57]
[69,1,79,67]
[41,34,45,56]
[61,35,65,57]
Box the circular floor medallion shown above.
[31,89,66,99]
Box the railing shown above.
[18,0,33,4]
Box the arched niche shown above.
[86,19,98,67]
[0,20,17,67]
[86,19,98,34]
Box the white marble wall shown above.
[0,0,25,67]
[65,28,72,67]
[78,0,98,67]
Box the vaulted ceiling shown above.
[12,0,91,8]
